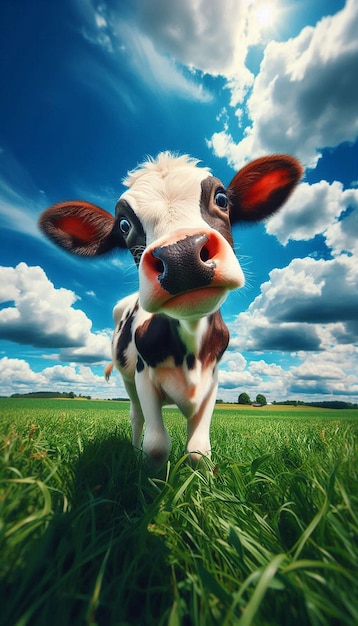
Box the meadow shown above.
[0,397,357,626]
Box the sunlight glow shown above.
[255,4,277,28]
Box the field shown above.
[0,398,357,626]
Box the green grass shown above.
[0,398,357,625]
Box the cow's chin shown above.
[147,286,229,320]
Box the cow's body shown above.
[39,152,302,469]
[106,292,229,465]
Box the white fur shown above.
[121,152,212,243]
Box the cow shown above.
[39,152,302,469]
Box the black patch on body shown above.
[186,354,196,370]
[135,315,187,368]
[116,302,138,368]
[136,356,144,373]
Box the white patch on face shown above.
[120,153,212,244]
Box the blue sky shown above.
[0,0,357,402]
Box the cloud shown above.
[249,359,284,377]
[289,346,358,397]
[72,0,213,103]
[0,356,120,397]
[209,0,358,169]
[218,352,259,389]
[0,263,111,362]
[120,24,213,102]
[0,149,46,239]
[266,181,358,246]
[259,256,358,325]
[218,369,259,390]
[241,321,322,352]
[134,0,251,75]
[73,0,291,105]
[325,202,358,257]
[132,0,295,105]
[59,331,112,363]
[0,356,45,387]
[42,363,104,385]
[228,255,358,353]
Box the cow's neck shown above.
[177,316,212,355]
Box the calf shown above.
[39,152,302,468]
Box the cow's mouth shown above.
[158,286,229,319]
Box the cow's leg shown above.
[130,403,144,450]
[186,379,218,465]
[135,370,171,470]
[123,379,144,450]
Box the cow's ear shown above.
[228,155,303,224]
[39,201,125,256]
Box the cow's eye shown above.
[119,218,131,235]
[214,189,229,210]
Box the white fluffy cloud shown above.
[249,360,285,377]
[325,201,358,257]
[0,263,111,362]
[0,356,120,397]
[255,256,358,326]
[132,0,271,100]
[230,255,358,351]
[218,352,259,389]
[266,181,358,247]
[209,0,358,169]
[289,346,358,397]
[0,356,43,387]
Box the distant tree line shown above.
[10,391,91,400]
[305,400,357,409]
[272,399,358,409]
[236,394,357,409]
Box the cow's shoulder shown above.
[113,293,141,375]
[113,292,139,325]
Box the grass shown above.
[0,398,357,625]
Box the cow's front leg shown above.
[135,368,171,470]
[186,380,218,465]
[123,379,144,450]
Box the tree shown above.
[238,392,251,405]
[256,394,267,405]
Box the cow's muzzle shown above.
[152,233,215,295]
[139,229,244,316]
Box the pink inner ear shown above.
[56,216,97,243]
[242,169,292,207]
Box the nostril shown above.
[200,245,210,263]
[199,234,219,267]
[154,258,165,275]
[142,249,166,279]
[152,249,166,276]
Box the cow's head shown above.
[39,153,302,320]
